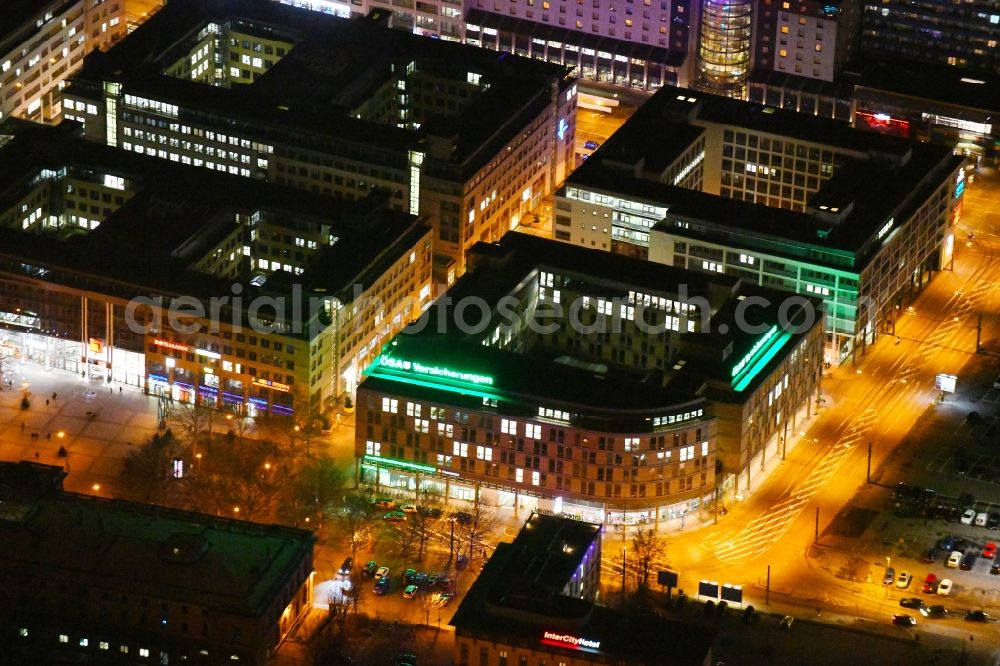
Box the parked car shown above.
[413,572,427,585]
[961,552,978,570]
[338,557,354,576]
[403,568,418,585]
[883,567,896,585]
[947,551,963,568]
[584,140,600,150]
[417,506,443,519]
[895,571,912,589]
[922,573,939,594]
[982,542,997,559]
[373,498,395,509]
[937,579,953,596]
[965,610,989,622]
[891,614,917,626]
[961,509,976,525]
[384,510,407,522]
[976,512,990,527]
[373,577,390,595]
[452,511,473,526]
[921,605,947,618]
[402,584,419,599]
[375,566,390,580]
[362,560,378,577]
[991,562,1000,575]
[431,591,454,606]
[988,512,1000,530]
[401,504,418,514]
[920,548,938,563]
[899,598,924,610]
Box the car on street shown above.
[960,552,978,570]
[990,512,1000,530]
[882,567,895,585]
[891,614,916,626]
[384,510,407,522]
[961,509,976,525]
[921,605,947,618]
[937,579,953,596]
[373,577,389,595]
[431,591,454,606]
[375,566,390,580]
[965,610,989,622]
[899,598,924,610]
[947,551,963,568]
[338,557,353,576]
[895,571,912,589]
[363,560,378,577]
[992,562,1000,575]
[976,512,989,527]
[584,140,600,150]
[922,573,939,594]
[402,584,418,599]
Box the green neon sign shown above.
[363,454,436,475]
[376,355,494,386]
[732,330,792,392]
[366,366,501,400]
[731,325,777,379]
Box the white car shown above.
[895,571,912,589]
[937,579,953,596]
[961,509,976,525]
[976,512,990,527]
[947,550,963,568]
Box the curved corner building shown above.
[695,0,752,99]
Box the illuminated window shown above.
[781,26,788,33]
[59,635,69,644]
[453,441,468,457]
[366,440,381,456]
[778,49,787,57]
[476,445,492,461]
[525,423,541,439]
[501,418,517,435]
[516,468,524,482]
[406,402,422,417]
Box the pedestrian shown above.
[109,387,113,394]
[119,386,122,394]
[45,399,49,406]
[34,451,39,459]
[46,433,51,441]
[20,422,25,432]
[52,392,56,401]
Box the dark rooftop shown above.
[856,60,1000,120]
[506,513,601,592]
[0,461,314,617]
[0,0,73,54]
[68,0,571,180]
[0,119,429,330]
[451,537,716,666]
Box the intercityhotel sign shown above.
[540,631,601,653]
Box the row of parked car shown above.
[920,537,1000,575]
[892,484,1000,526]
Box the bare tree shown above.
[458,490,498,563]
[170,401,215,446]
[333,491,378,561]
[631,529,667,592]
[385,517,419,563]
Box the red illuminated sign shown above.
[540,631,601,652]
[855,111,910,138]
[154,338,190,353]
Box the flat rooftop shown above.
[0,461,313,616]
[506,513,601,591]
[567,85,961,268]
[362,233,822,414]
[0,120,428,328]
[451,538,716,665]
[69,0,571,179]
[856,60,1000,121]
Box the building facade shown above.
[0,0,126,123]
[861,0,1000,75]
[62,0,576,280]
[0,120,432,414]
[555,85,964,361]
[753,0,861,83]
[355,233,823,522]
[0,461,315,666]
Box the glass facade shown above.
[694,0,752,98]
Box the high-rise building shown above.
[753,0,861,82]
[694,0,753,97]
[62,0,576,281]
[555,85,965,361]
[861,0,1000,75]
[0,461,315,666]
[0,0,126,123]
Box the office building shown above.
[355,232,823,522]
[451,512,716,665]
[0,0,126,123]
[555,85,964,361]
[275,0,465,40]
[62,0,576,280]
[752,0,861,83]
[0,461,315,666]
[693,0,753,98]
[0,119,432,413]
[861,0,1000,75]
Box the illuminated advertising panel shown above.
[540,631,601,653]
